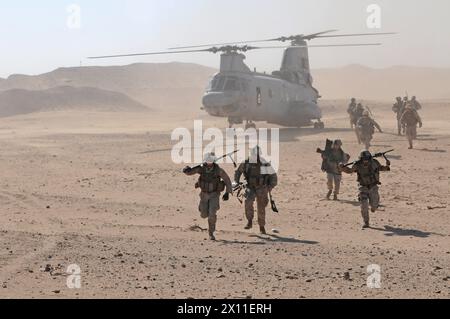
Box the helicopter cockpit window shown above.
[224,78,240,91]
[210,76,226,92]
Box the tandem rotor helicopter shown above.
[89,30,395,129]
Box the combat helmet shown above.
[203,152,217,164]
[359,150,373,161]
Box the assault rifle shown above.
[184,150,239,172]
[343,149,394,168]
[232,182,279,213]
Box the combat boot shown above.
[209,232,216,241]
[244,222,253,230]
[362,223,370,229]
[326,190,332,200]
[333,194,338,201]
[260,226,267,235]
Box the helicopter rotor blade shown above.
[315,32,397,39]
[88,48,213,59]
[168,30,395,50]
[250,43,382,50]
[286,29,339,41]
[168,39,277,50]
[168,30,341,50]
[88,42,383,60]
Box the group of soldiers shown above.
[318,141,391,229]
[348,96,423,150]
[182,96,424,238]
[392,96,423,149]
[347,98,383,150]
[183,147,278,241]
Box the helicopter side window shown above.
[256,87,262,106]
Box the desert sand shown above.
[0,98,449,299]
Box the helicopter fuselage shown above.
[202,70,322,127]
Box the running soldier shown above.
[234,147,278,235]
[340,151,391,229]
[317,140,350,201]
[357,111,383,150]
[183,152,233,241]
[401,103,423,149]
[348,98,357,129]
[392,97,405,136]
[410,96,422,111]
[354,103,366,144]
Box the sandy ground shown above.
[0,101,449,299]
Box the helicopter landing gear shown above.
[228,117,243,128]
[314,120,325,130]
[245,120,257,130]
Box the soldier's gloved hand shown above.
[386,160,391,166]
[419,123,423,128]
[232,182,239,189]
[183,166,192,174]
[222,193,230,201]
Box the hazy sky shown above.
[1,0,449,78]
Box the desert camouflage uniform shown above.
[348,100,357,128]
[353,104,365,144]
[320,146,350,199]
[341,158,390,227]
[392,98,405,136]
[410,98,422,111]
[185,164,232,236]
[235,160,278,230]
[357,115,382,150]
[401,107,423,149]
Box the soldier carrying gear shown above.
[340,151,391,229]
[234,147,278,235]
[347,98,357,129]
[353,103,366,144]
[317,139,350,201]
[401,103,423,149]
[183,152,233,241]
[357,111,383,150]
[392,97,406,136]
[410,96,422,111]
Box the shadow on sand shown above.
[338,199,361,207]
[218,239,268,246]
[370,226,434,238]
[415,148,447,153]
[250,234,319,245]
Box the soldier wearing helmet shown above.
[318,139,350,201]
[183,152,233,241]
[410,96,422,111]
[401,103,423,149]
[353,103,366,144]
[234,146,278,235]
[347,98,358,129]
[392,97,405,136]
[356,110,382,150]
[340,151,391,229]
